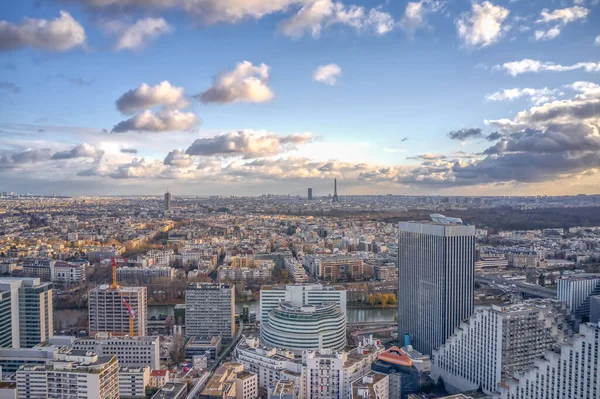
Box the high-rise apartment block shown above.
[185,283,234,340]
[16,349,119,399]
[398,215,475,355]
[88,285,147,336]
[0,277,53,348]
[431,300,572,395]
[493,322,600,399]
[557,274,600,318]
[259,284,346,322]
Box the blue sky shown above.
[0,0,599,196]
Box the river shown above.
[54,302,397,331]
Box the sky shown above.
[0,0,599,196]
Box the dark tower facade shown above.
[332,179,339,202]
[308,188,313,200]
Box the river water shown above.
[54,302,397,331]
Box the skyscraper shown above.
[308,188,313,200]
[164,190,172,211]
[185,283,234,341]
[332,179,339,202]
[398,215,475,355]
[0,278,53,348]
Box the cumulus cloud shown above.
[0,81,20,93]
[164,149,195,166]
[494,59,600,76]
[112,18,173,51]
[485,131,503,141]
[196,61,273,104]
[51,143,104,160]
[186,130,314,158]
[0,11,85,52]
[112,109,200,133]
[120,148,138,154]
[116,81,188,114]
[536,6,589,24]
[279,0,394,39]
[399,0,442,35]
[78,157,196,180]
[534,27,561,41]
[485,87,558,105]
[447,128,483,141]
[0,148,51,169]
[456,1,509,49]
[313,64,341,85]
[595,36,600,46]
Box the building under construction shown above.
[88,260,147,336]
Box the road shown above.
[475,275,556,298]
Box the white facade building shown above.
[51,261,86,283]
[431,300,572,395]
[283,258,310,283]
[119,366,150,399]
[557,274,600,317]
[494,322,600,399]
[259,284,346,322]
[72,334,160,369]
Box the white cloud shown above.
[595,35,600,45]
[495,59,600,76]
[186,130,314,158]
[485,87,558,105]
[112,109,200,133]
[196,61,273,104]
[534,26,561,41]
[116,81,188,114]
[456,1,510,48]
[51,143,104,160]
[536,6,589,24]
[399,0,442,35]
[279,0,394,38]
[313,64,342,85]
[113,18,173,51]
[164,149,195,166]
[0,11,85,52]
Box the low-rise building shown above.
[72,334,160,369]
[151,382,187,399]
[351,372,389,399]
[119,366,150,399]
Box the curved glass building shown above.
[261,302,346,353]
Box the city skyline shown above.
[1,1,600,196]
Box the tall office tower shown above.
[259,283,346,322]
[332,179,339,202]
[495,322,600,399]
[88,285,147,336]
[164,190,172,211]
[308,188,313,200]
[431,300,572,395]
[185,283,234,340]
[557,274,600,318]
[398,215,475,356]
[16,349,119,399]
[0,278,53,348]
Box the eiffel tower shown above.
[332,179,339,203]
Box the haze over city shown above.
[1,0,599,196]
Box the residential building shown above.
[557,274,600,318]
[374,264,398,281]
[117,266,175,282]
[590,295,600,323]
[269,380,299,399]
[119,366,150,399]
[494,322,600,399]
[22,258,54,281]
[199,362,258,399]
[261,302,346,353]
[88,285,147,336]
[149,369,170,388]
[185,283,234,341]
[431,300,572,395]
[398,216,475,355]
[51,261,86,283]
[259,284,346,322]
[351,372,389,399]
[16,349,119,399]
[72,333,160,369]
[0,278,53,348]
[302,254,364,281]
[283,258,310,283]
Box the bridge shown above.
[475,275,556,299]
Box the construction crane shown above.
[121,297,136,336]
[110,258,120,290]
